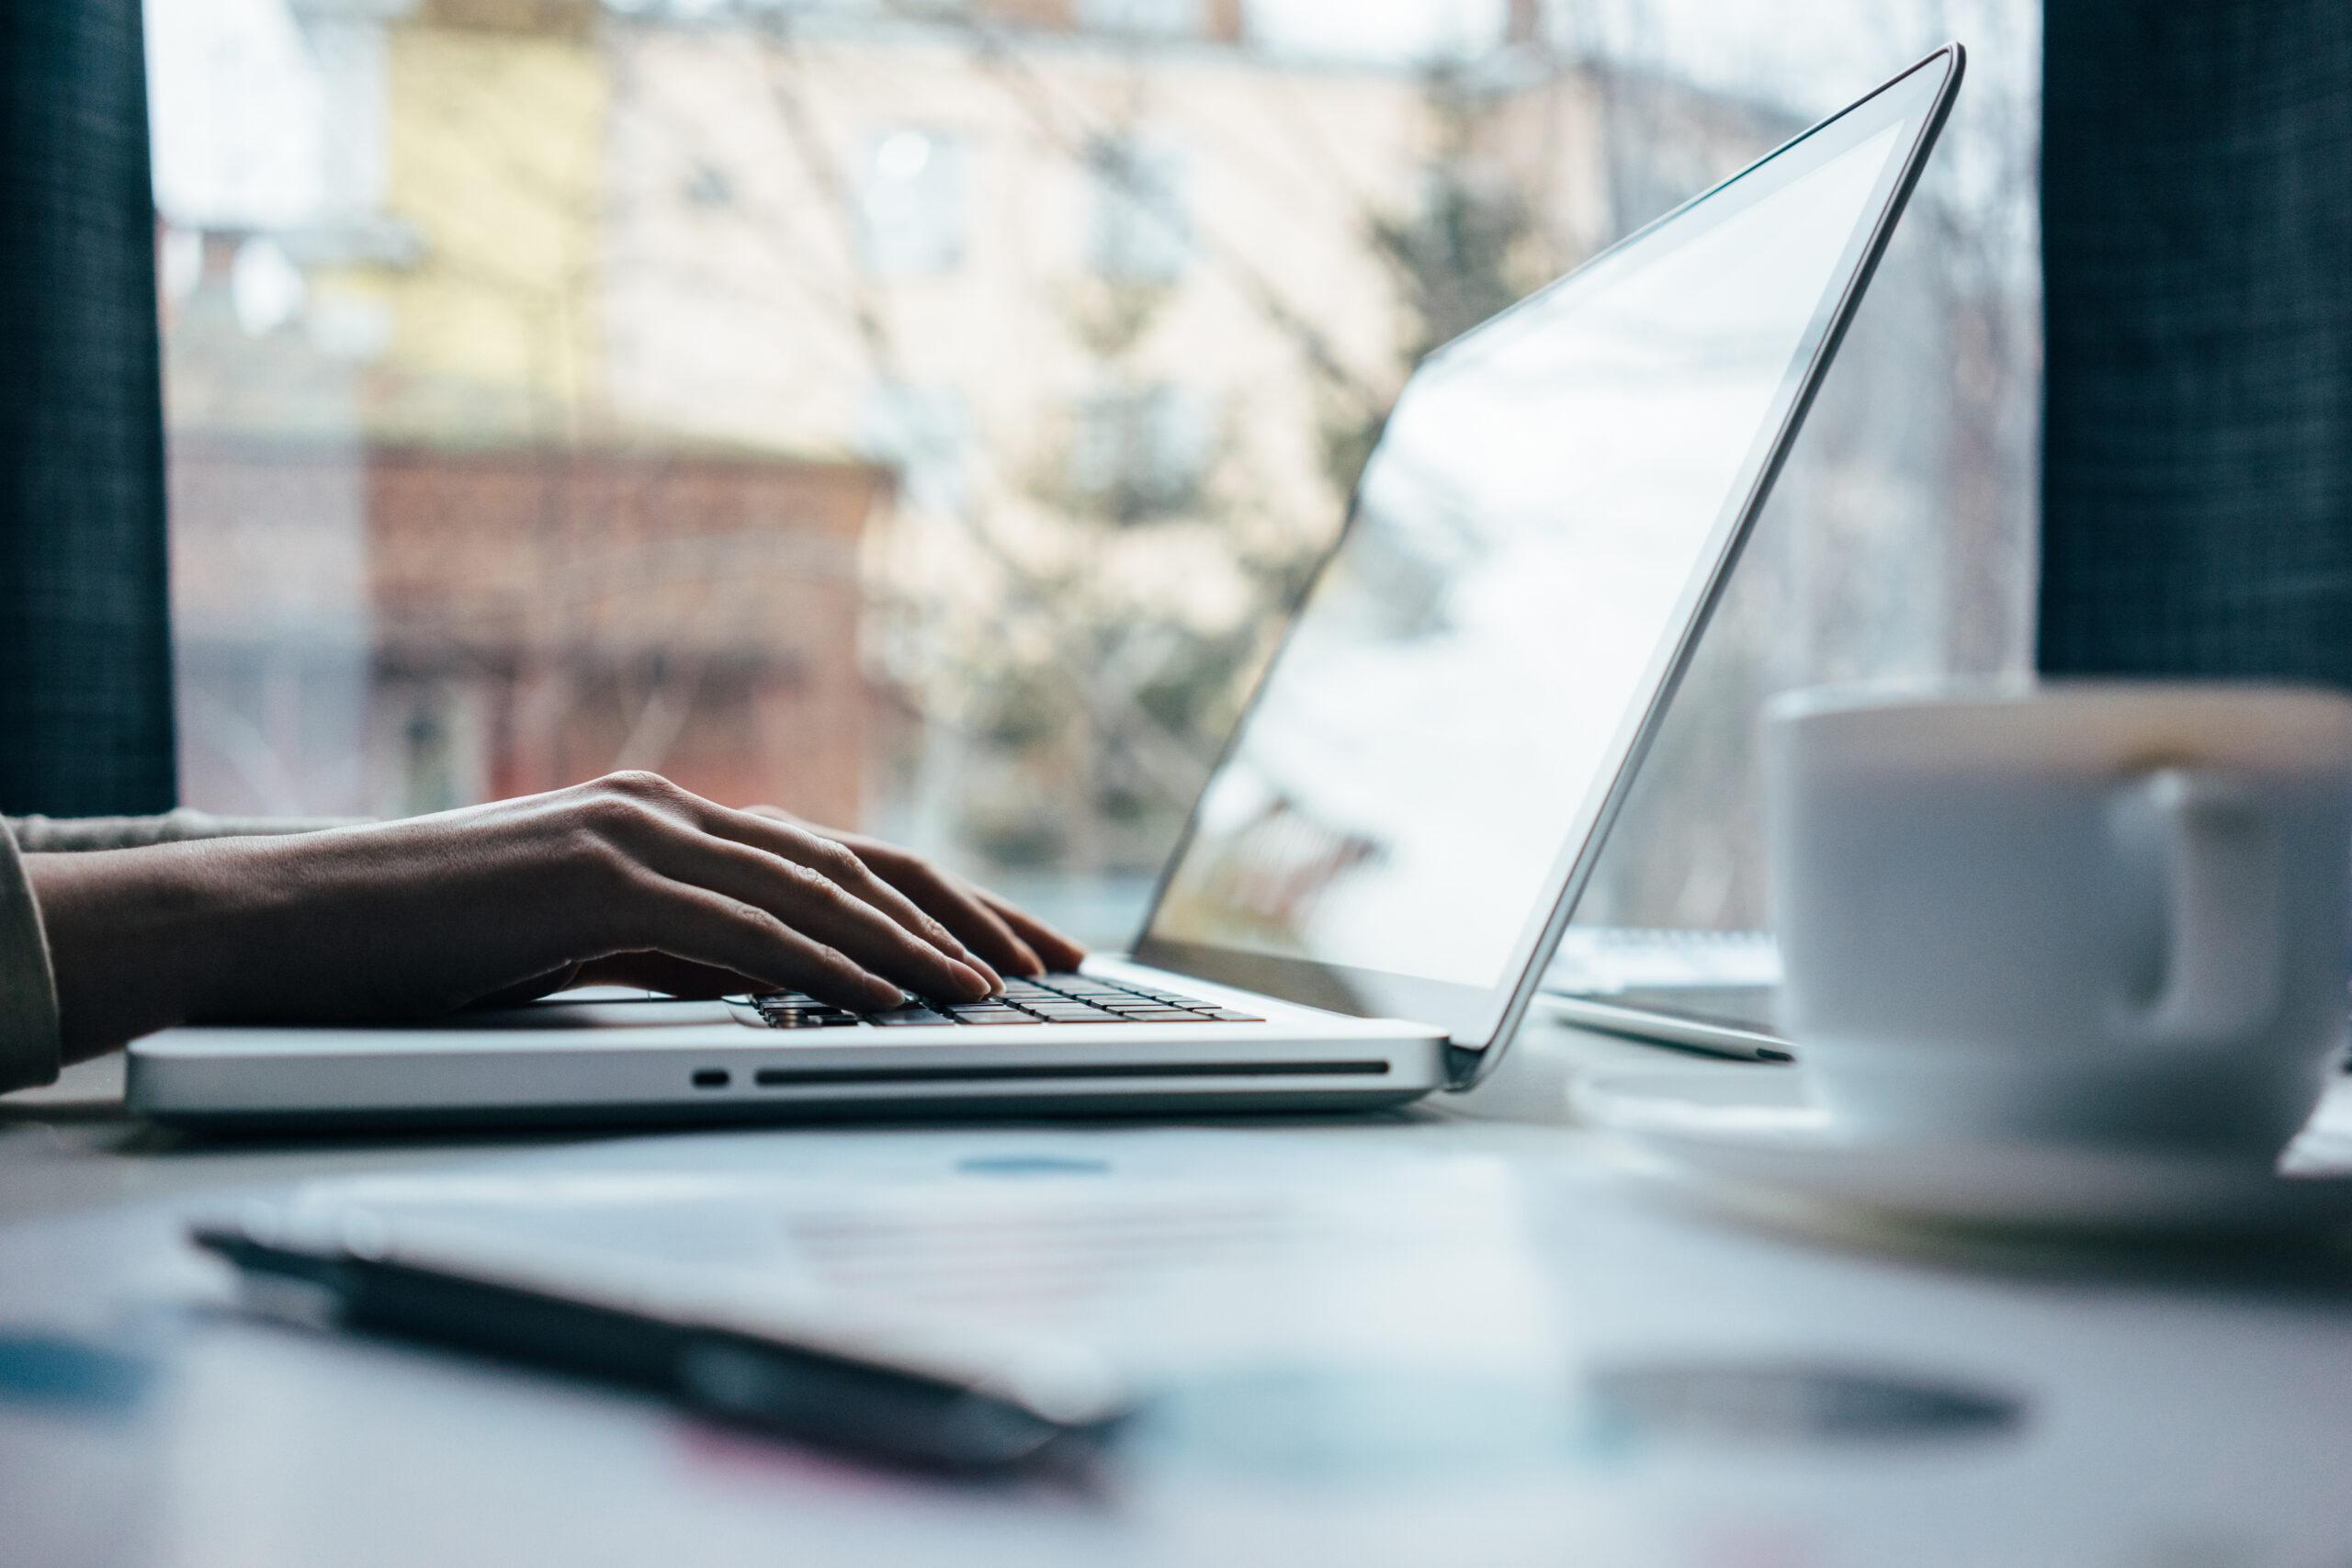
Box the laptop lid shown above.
[1130,47,1963,1079]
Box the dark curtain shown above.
[0,0,176,816]
[2040,1,2352,682]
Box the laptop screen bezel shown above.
[1128,46,1964,1074]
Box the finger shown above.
[701,810,1003,992]
[975,888,1091,971]
[732,808,1026,982]
[616,875,904,1013]
[605,784,991,987]
[635,826,992,1002]
[855,849,1047,977]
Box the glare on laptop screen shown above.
[1147,119,1908,989]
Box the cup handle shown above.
[2116,769,2283,1046]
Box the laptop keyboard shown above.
[750,974,1264,1030]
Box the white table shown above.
[3,1020,2348,1568]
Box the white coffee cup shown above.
[1764,682,2352,1158]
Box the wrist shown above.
[25,840,255,1060]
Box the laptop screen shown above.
[1132,51,1959,1050]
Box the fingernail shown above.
[953,961,993,998]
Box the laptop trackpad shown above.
[448,997,741,1031]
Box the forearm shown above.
[0,813,361,1075]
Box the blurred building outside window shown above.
[146,0,2041,948]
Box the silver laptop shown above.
[128,49,1962,1128]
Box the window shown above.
[683,162,734,209]
[153,1,2039,945]
[855,128,966,277]
[861,381,972,513]
[1086,135,1190,286]
[1069,384,1213,523]
[1077,0,1205,38]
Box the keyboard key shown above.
[1201,1010,1262,1021]
[1125,1010,1206,1021]
[952,1014,1036,1025]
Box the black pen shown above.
[191,1214,1127,1479]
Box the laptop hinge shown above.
[1441,1042,1487,1091]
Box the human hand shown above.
[26,772,1002,1060]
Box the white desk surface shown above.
[3,1020,2349,1568]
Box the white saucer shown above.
[1570,1069,2352,1239]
